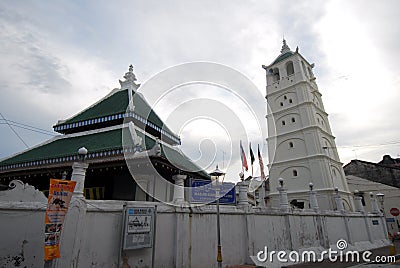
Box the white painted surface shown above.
[0,198,390,268]
[265,41,353,210]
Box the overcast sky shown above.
[1,0,400,181]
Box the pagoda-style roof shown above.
[0,66,208,180]
[53,88,180,145]
[266,39,313,68]
[0,124,208,179]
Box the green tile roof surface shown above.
[271,51,294,65]
[57,89,177,139]
[0,127,208,178]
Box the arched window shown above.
[302,61,308,78]
[286,61,294,76]
[280,102,283,107]
[293,170,298,176]
[282,120,286,126]
[284,95,287,100]
[289,99,293,104]
[291,117,295,123]
[273,68,280,82]
[289,142,294,148]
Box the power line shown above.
[0,119,55,135]
[0,112,29,148]
[0,114,58,179]
[0,122,55,136]
[338,141,400,149]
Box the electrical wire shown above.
[0,122,56,136]
[0,119,55,135]
[338,141,400,149]
[0,112,29,148]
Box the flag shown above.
[240,140,248,171]
[258,144,266,180]
[249,142,255,176]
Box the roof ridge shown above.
[55,87,123,125]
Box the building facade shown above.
[263,40,353,210]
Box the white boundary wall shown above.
[0,198,389,268]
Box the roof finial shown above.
[119,64,140,93]
[280,38,291,54]
[124,64,136,82]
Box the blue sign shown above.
[190,179,236,204]
[386,218,395,223]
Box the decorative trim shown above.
[0,147,135,172]
[53,111,180,144]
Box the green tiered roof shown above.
[0,66,208,179]
[0,125,208,178]
[53,89,180,144]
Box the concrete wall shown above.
[347,175,400,236]
[0,198,390,268]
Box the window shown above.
[273,68,280,82]
[286,61,294,76]
[284,95,287,100]
[293,170,298,176]
[280,102,283,107]
[291,118,295,123]
[282,120,286,126]
[289,99,293,104]
[289,142,294,148]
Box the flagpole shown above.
[240,141,244,180]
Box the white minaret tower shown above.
[262,40,353,211]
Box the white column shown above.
[309,183,319,210]
[353,190,365,213]
[278,178,289,212]
[172,174,187,204]
[71,162,88,198]
[237,181,249,206]
[334,187,345,212]
[369,192,380,214]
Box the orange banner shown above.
[44,179,76,261]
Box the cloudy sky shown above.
[1,0,400,181]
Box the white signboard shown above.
[123,207,155,250]
[128,215,151,233]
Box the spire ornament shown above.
[123,64,137,83]
[280,39,291,54]
[119,64,140,91]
